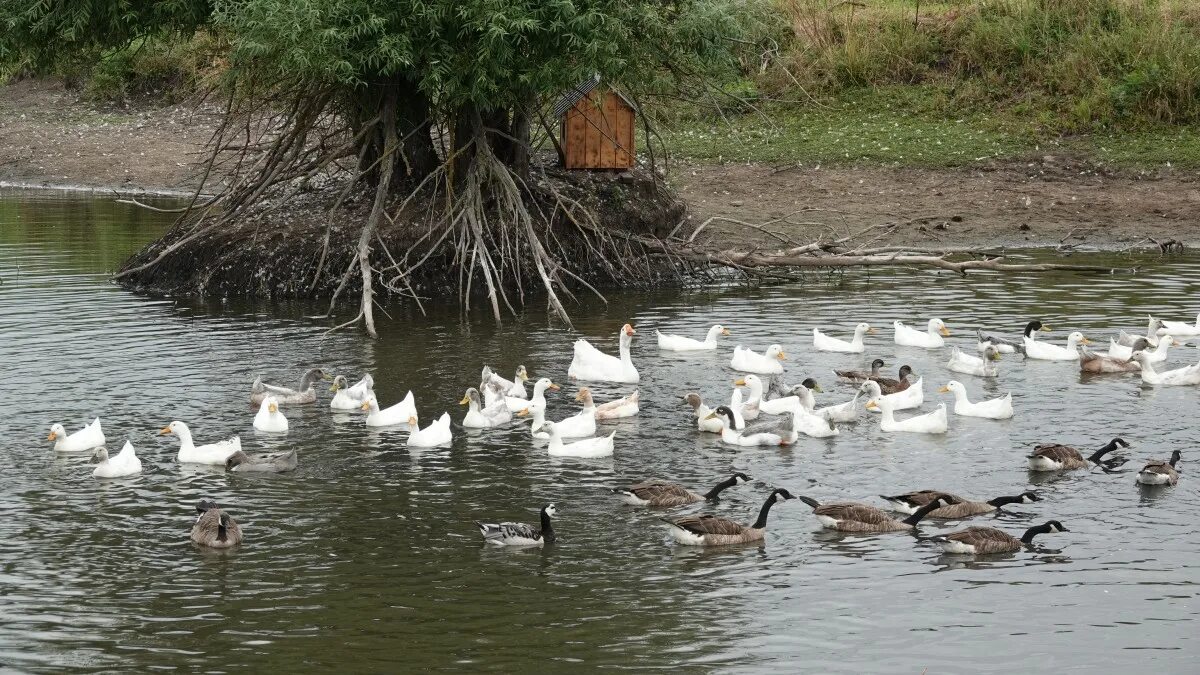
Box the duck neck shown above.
[751,494,780,530]
[1024,322,1039,338]
[540,511,556,543]
[468,397,481,414]
[951,388,969,404]
[720,423,740,443]
[798,387,815,410]
[987,494,1025,508]
[902,499,945,527]
[1020,523,1051,544]
[851,328,866,347]
[176,428,195,451]
[705,326,722,346]
[746,381,763,404]
[299,370,320,390]
[703,476,739,500]
[619,332,633,364]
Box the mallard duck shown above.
[797,494,951,532]
[1108,335,1177,363]
[568,323,639,383]
[460,387,512,429]
[871,365,915,394]
[542,421,615,458]
[894,318,949,348]
[483,365,530,399]
[588,388,639,420]
[859,380,923,412]
[191,500,243,549]
[612,473,751,507]
[508,377,559,413]
[730,344,786,375]
[362,392,418,427]
[664,488,796,546]
[938,380,1014,419]
[160,420,240,465]
[1158,312,1200,337]
[475,504,556,546]
[706,406,784,446]
[1117,316,1163,347]
[835,358,884,383]
[948,345,1000,377]
[1136,450,1181,486]
[977,320,1050,354]
[91,441,142,478]
[329,375,374,411]
[733,374,765,420]
[684,393,723,433]
[1027,438,1129,471]
[226,449,298,473]
[47,417,105,453]
[253,396,289,433]
[865,397,948,434]
[935,521,1068,554]
[1131,351,1200,386]
[250,368,331,406]
[407,413,452,448]
[813,323,874,353]
[656,324,729,351]
[1080,346,1142,373]
[1024,331,1091,361]
[522,400,596,440]
[881,490,1039,518]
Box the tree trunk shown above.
[395,86,438,183]
[510,96,534,180]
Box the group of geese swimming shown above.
[46,313,1195,551]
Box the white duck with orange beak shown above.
[568,323,640,383]
[47,417,105,453]
[407,413,452,448]
[160,420,240,464]
[253,396,289,433]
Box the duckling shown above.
[977,320,1050,354]
[1136,450,1181,486]
[871,365,915,394]
[225,449,298,473]
[880,490,1039,518]
[797,494,951,532]
[191,500,243,549]
[612,473,751,507]
[250,368,331,406]
[664,488,796,546]
[934,521,1068,554]
[1027,437,1129,471]
[476,504,556,546]
[835,358,885,383]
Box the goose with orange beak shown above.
[568,323,640,383]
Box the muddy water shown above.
[1,188,1197,672]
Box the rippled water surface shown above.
[2,188,1198,672]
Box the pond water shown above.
[1,188,1198,673]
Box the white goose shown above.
[730,344,786,374]
[1107,335,1176,362]
[568,323,639,383]
[253,396,289,433]
[948,345,1001,377]
[91,441,142,478]
[407,413,452,447]
[542,421,615,458]
[866,396,948,434]
[1157,312,1200,337]
[584,387,639,420]
[894,318,950,348]
[362,392,418,427]
[1024,331,1091,361]
[510,378,560,414]
[47,417,105,453]
[813,323,874,353]
[160,421,241,464]
[733,375,765,420]
[656,324,729,351]
[460,387,512,428]
[1131,351,1200,386]
[938,380,1014,419]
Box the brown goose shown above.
[190,500,243,549]
[613,473,751,507]
[880,490,1040,518]
[798,494,950,532]
[835,358,884,383]
[870,365,915,394]
[935,520,1068,554]
[1027,438,1129,471]
[664,488,795,546]
[1136,450,1181,486]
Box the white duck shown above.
[509,377,559,414]
[1131,351,1200,386]
[707,406,785,446]
[657,324,729,351]
[779,401,840,438]
[542,421,615,458]
[684,393,723,433]
[894,318,950,348]
[730,344,786,374]
[524,395,597,439]
[758,377,810,416]
[813,323,874,353]
[859,380,923,413]
[1118,316,1162,347]
[253,396,289,433]
[460,387,512,428]
[866,396,948,434]
[407,413,452,447]
[91,441,142,478]
[160,421,241,464]
[1107,335,1176,363]
[568,323,639,383]
[483,365,529,399]
[938,380,1014,419]
[733,375,765,420]
[1024,331,1091,361]
[1157,313,1200,337]
[47,417,105,453]
[948,345,1001,377]
[362,392,418,427]
[794,382,860,423]
[330,375,373,411]
[581,387,639,420]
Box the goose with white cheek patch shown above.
[252,396,289,433]
[568,323,639,383]
[934,520,1068,554]
[47,417,105,453]
[730,344,786,375]
[938,380,1013,419]
[613,473,751,507]
[978,320,1049,354]
[1027,437,1129,471]
[797,494,952,533]
[813,323,875,353]
[880,490,1039,518]
[657,324,730,351]
[1136,450,1181,486]
[894,318,950,348]
[664,488,796,546]
[476,504,556,546]
[191,500,243,549]
[91,441,142,478]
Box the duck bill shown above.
[777,352,788,360]
[867,328,878,334]
[321,372,334,381]
[811,383,823,393]
[47,431,57,441]
[361,401,371,411]
[937,386,951,393]
[329,383,340,392]
[158,426,172,435]
[548,383,561,391]
[733,379,746,386]
[268,403,278,413]
[1079,337,1093,345]
[865,401,879,410]
[516,408,530,417]
[721,328,731,336]
[938,327,951,337]
[703,411,718,420]
[624,324,636,336]
[1040,324,1052,332]
[989,352,1002,361]
[458,395,470,405]
[573,391,587,402]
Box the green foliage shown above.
[84,32,223,103]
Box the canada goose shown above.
[191,500,243,548]
[250,368,331,406]
[835,358,885,383]
[1136,450,1181,486]
[1027,438,1129,471]
[225,449,298,473]
[880,490,1040,518]
[870,365,915,394]
[612,473,751,507]
[977,320,1050,354]
[797,494,951,532]
[934,521,1069,554]
[664,488,796,546]
[475,504,556,546]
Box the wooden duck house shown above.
[554,77,636,170]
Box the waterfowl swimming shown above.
[1024,331,1091,361]
[250,368,331,406]
[835,358,884,383]
[1026,437,1129,471]
[880,490,1039,518]
[733,375,765,420]
[935,521,1068,554]
[1157,312,1200,337]
[664,488,796,546]
[730,344,786,375]
[894,318,950,348]
[460,387,512,428]
[568,323,639,383]
[362,392,418,427]
[407,413,452,448]
[859,380,923,413]
[47,417,105,453]
[475,504,556,546]
[813,323,874,353]
[1136,450,1181,486]
[191,500,243,549]
[938,380,1014,419]
[1079,346,1142,373]
[865,397,948,434]
[799,384,860,424]
[226,449,298,473]
[588,388,640,419]
[91,441,142,478]
[684,393,723,433]
[738,407,809,444]
[160,420,240,465]
[948,345,1000,377]
[523,399,596,440]
[542,421,615,458]
[1117,316,1163,347]
[613,473,751,507]
[253,396,289,433]
[329,375,374,411]
[509,377,559,413]
[707,406,787,446]
[483,365,530,399]
[759,378,821,416]
[871,365,915,394]
[1105,336,1173,363]
[656,324,729,351]
[797,494,951,532]
[1130,351,1200,386]
[977,320,1049,354]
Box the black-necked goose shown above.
[475,504,556,546]
[935,520,1068,554]
[664,488,795,545]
